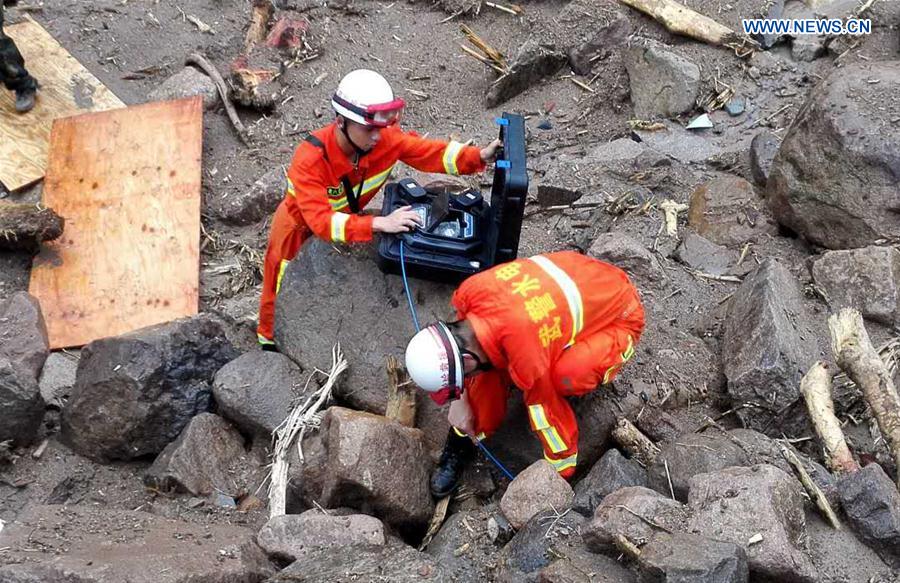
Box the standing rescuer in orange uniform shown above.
[257,69,501,349]
[405,251,645,497]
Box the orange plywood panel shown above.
[29,97,203,349]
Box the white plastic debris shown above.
[748,533,764,545]
[686,113,713,130]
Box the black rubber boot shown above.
[14,84,34,113]
[260,343,279,353]
[430,429,476,498]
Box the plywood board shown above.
[29,97,203,349]
[0,16,124,191]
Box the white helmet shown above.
[332,69,405,127]
[405,323,463,393]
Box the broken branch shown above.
[799,361,860,474]
[618,0,758,49]
[244,0,274,52]
[186,53,251,145]
[385,355,417,427]
[780,443,842,529]
[612,418,661,466]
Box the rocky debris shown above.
[648,433,750,502]
[0,291,49,381]
[806,507,898,582]
[767,61,900,250]
[568,13,632,76]
[724,96,745,117]
[583,487,688,552]
[836,463,900,568]
[749,131,779,187]
[624,42,700,119]
[0,357,44,445]
[214,167,286,226]
[811,246,900,327]
[485,41,567,108]
[537,157,586,206]
[316,407,433,533]
[424,506,498,582]
[274,238,454,415]
[0,201,64,251]
[634,408,688,445]
[639,532,749,583]
[687,175,776,248]
[212,351,302,437]
[721,259,818,433]
[500,460,574,529]
[229,47,283,111]
[573,448,649,516]
[144,413,247,496]
[751,0,786,48]
[674,231,738,276]
[0,504,275,582]
[538,549,638,582]
[60,315,238,462]
[499,507,587,575]
[588,232,663,283]
[147,66,219,109]
[38,352,77,405]
[269,541,443,581]
[257,510,386,562]
[687,464,816,582]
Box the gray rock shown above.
[215,167,286,226]
[319,407,434,533]
[568,13,632,76]
[38,352,77,405]
[584,487,688,552]
[625,43,700,118]
[588,232,663,282]
[144,413,247,496]
[270,541,443,582]
[749,131,779,187]
[648,433,750,502]
[425,507,498,582]
[0,291,49,380]
[806,506,898,583]
[537,160,585,206]
[485,42,567,108]
[501,460,574,529]
[591,137,646,164]
[500,508,587,574]
[274,238,454,415]
[724,97,745,117]
[60,315,238,461]
[687,465,816,583]
[257,511,386,562]
[0,357,44,445]
[540,552,638,582]
[634,408,688,445]
[811,246,900,326]
[687,175,776,247]
[674,231,738,276]
[751,0,786,48]
[837,463,900,567]
[573,448,649,516]
[212,351,303,437]
[767,61,900,249]
[639,532,749,583]
[0,504,275,582]
[721,260,818,433]
[148,66,219,110]
[792,35,827,62]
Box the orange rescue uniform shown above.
[258,122,487,344]
[452,251,645,478]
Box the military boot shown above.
[430,429,476,498]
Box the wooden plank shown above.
[0,16,124,191]
[29,98,203,349]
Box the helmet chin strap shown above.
[340,118,372,157]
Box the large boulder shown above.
[500,460,574,529]
[625,42,700,119]
[583,487,688,552]
[767,61,900,249]
[147,66,219,109]
[60,315,238,461]
[588,232,663,283]
[212,351,303,437]
[687,464,816,583]
[424,506,499,582]
[639,532,749,583]
[274,238,454,415]
[749,130,779,187]
[836,463,900,568]
[721,260,818,433]
[674,231,738,276]
[144,412,247,496]
[257,510,386,562]
[485,41,567,108]
[687,176,777,248]
[568,13,632,76]
[316,406,433,533]
[268,541,443,582]
[0,504,275,582]
[499,507,587,575]
[0,291,49,380]
[811,246,900,327]
[38,352,77,405]
[0,357,44,445]
[648,433,750,502]
[214,167,286,226]
[573,448,649,516]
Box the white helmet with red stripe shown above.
[405,322,464,393]
[332,69,405,128]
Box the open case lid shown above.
[488,112,528,266]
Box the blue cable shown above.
[398,240,517,481]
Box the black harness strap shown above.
[304,134,362,214]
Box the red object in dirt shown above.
[266,17,309,50]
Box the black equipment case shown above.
[376,112,528,282]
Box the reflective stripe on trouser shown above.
[258,200,309,343]
[442,141,464,175]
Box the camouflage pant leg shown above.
[0,23,36,92]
